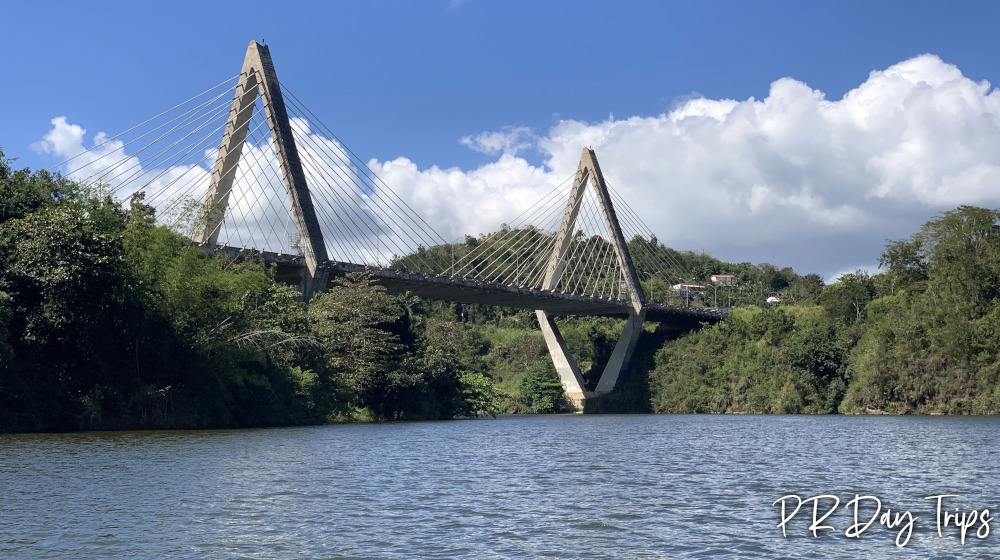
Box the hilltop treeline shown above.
[646,205,1000,415]
[0,151,644,432]
[4,147,999,431]
[0,152,510,431]
[391,191,1000,416]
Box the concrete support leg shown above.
[300,267,330,303]
[595,309,647,394]
[535,310,590,411]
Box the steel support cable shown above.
[611,268,620,300]
[521,196,570,289]
[295,152,381,263]
[614,203,688,281]
[200,108,278,245]
[104,99,236,202]
[563,217,601,295]
[142,128,229,221]
[281,107,449,258]
[571,196,610,295]
[458,170,594,290]
[256,132,327,255]
[304,179,364,264]
[249,117,315,253]
[466,198,566,284]
[587,228,614,298]
[52,76,240,175]
[451,195,564,281]
[78,113,218,197]
[135,113,231,205]
[526,242,556,289]
[291,135,386,264]
[491,228,548,285]
[526,234,560,290]
[515,232,550,286]
[280,84,449,249]
[578,228,611,296]
[564,239,590,295]
[88,91,236,190]
[102,95,235,192]
[591,221,618,299]
[607,182,692,280]
[601,200,669,279]
[581,198,619,297]
[225,92,291,250]
[290,125,417,267]
[286,116,434,269]
[571,237,590,294]
[298,149,413,267]
[452,211,544,280]
[464,172,576,273]
[74,88,237,190]
[548,173,597,291]
[148,109,269,232]
[597,238,619,300]
[310,177,382,265]
[278,106,398,264]
[488,225,556,286]
[496,172,576,230]
[448,173,572,277]
[210,110,285,248]
[155,103,275,230]
[241,125,290,251]
[289,158,359,262]
[527,193,589,290]
[562,204,595,294]
[592,213,624,299]
[280,93,448,255]
[299,161,376,264]
[455,182,570,284]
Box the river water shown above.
[2,414,1000,558]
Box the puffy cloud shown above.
[369,152,555,244]
[459,126,537,156]
[31,116,213,218]
[37,54,1000,282]
[376,54,1000,280]
[31,117,85,157]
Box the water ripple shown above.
[3,415,1000,558]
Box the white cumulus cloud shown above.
[373,54,1000,280]
[36,54,1000,282]
[459,126,537,157]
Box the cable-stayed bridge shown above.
[53,42,725,409]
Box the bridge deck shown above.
[201,245,726,327]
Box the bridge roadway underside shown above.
[204,246,724,328]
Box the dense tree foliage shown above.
[0,152,503,431]
[651,306,847,413]
[5,146,999,429]
[646,205,1000,415]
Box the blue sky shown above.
[5,1,1000,280]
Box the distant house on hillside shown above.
[672,283,705,306]
[711,274,735,286]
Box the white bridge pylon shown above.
[191,42,656,409]
[45,40,721,410]
[536,148,647,410]
[196,41,329,301]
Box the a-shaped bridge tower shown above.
[54,41,724,410]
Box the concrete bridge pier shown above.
[535,148,648,411]
[535,310,592,410]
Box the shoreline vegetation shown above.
[2,149,999,432]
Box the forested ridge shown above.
[3,148,1000,432]
[646,205,1000,415]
